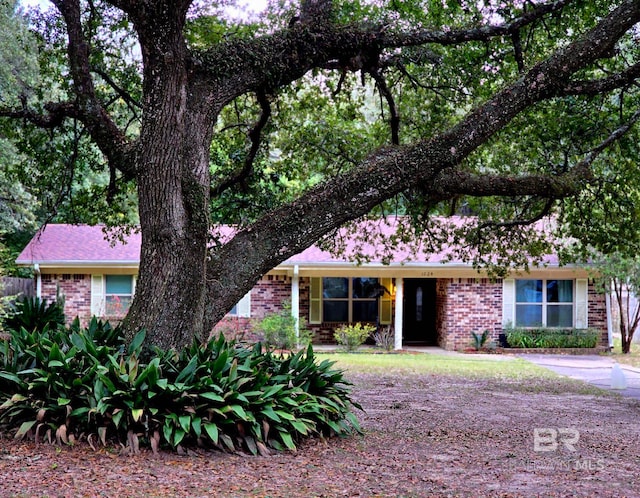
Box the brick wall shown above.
[250,275,292,318]
[41,273,92,325]
[437,278,503,350]
[587,280,608,346]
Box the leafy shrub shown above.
[334,323,376,352]
[372,325,395,351]
[4,296,65,332]
[470,330,494,351]
[254,301,312,350]
[0,321,360,454]
[505,327,599,348]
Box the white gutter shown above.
[33,263,41,299]
[291,265,300,344]
[606,292,614,350]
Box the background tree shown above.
[2,0,640,350]
[592,254,640,354]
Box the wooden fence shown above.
[1,277,35,298]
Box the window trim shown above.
[514,278,574,328]
[91,274,137,318]
[309,277,392,325]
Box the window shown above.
[105,275,134,317]
[515,279,573,328]
[228,292,251,318]
[322,277,380,323]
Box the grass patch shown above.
[316,352,557,380]
[604,338,640,368]
[316,352,613,397]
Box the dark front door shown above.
[403,279,437,345]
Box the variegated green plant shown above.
[0,321,361,454]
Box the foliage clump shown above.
[372,325,395,351]
[4,295,65,332]
[505,327,599,349]
[0,318,361,454]
[253,301,312,350]
[334,323,376,352]
[469,330,495,351]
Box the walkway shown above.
[519,354,640,400]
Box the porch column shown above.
[394,277,403,350]
[291,265,300,341]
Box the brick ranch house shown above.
[16,222,609,350]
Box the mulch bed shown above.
[1,373,639,497]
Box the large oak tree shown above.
[2,0,640,350]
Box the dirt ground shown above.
[1,372,639,498]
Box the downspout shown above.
[34,264,41,299]
[291,265,300,344]
[606,292,613,350]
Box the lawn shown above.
[316,351,558,378]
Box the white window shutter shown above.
[91,275,105,316]
[236,291,251,318]
[502,278,515,327]
[309,277,322,324]
[575,279,588,329]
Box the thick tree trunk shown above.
[121,7,213,350]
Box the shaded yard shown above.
[1,354,639,497]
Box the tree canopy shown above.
[1,0,639,350]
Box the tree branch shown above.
[368,67,400,145]
[211,91,272,197]
[50,0,136,177]
[555,62,640,96]
[198,0,577,108]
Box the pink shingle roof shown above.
[16,225,141,265]
[16,220,561,268]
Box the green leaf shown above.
[219,433,235,451]
[274,410,296,421]
[173,427,186,447]
[57,397,71,406]
[112,409,124,428]
[0,393,27,409]
[178,415,191,433]
[200,392,224,403]
[244,436,258,456]
[192,417,202,438]
[15,420,36,439]
[203,422,219,444]
[0,371,22,385]
[278,431,296,451]
[175,356,198,384]
[261,384,285,399]
[163,421,173,445]
[290,419,310,435]
[260,407,282,423]
[131,408,144,422]
[48,360,64,368]
[127,330,146,355]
